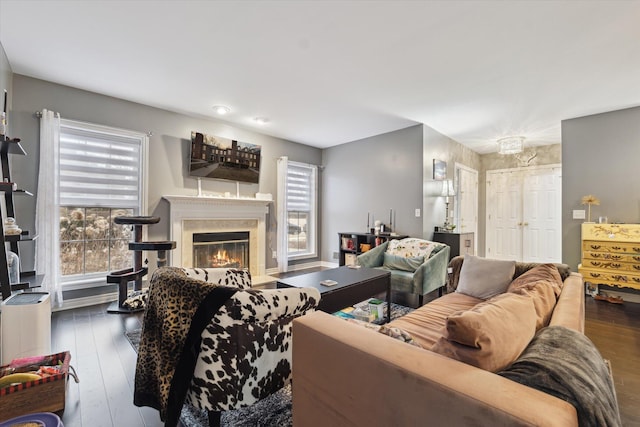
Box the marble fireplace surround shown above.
[162,195,272,283]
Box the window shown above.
[58,121,147,287]
[285,161,317,258]
[59,207,133,276]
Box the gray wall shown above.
[10,74,323,276]
[320,124,480,264]
[562,107,640,275]
[321,125,424,262]
[0,43,11,116]
[423,126,482,245]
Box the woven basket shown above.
[0,351,77,422]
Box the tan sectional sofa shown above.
[292,257,586,426]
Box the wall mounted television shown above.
[189,131,261,184]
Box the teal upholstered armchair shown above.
[357,238,450,306]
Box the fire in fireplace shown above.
[193,231,250,269]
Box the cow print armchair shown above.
[133,267,321,427]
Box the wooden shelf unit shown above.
[338,232,408,266]
[0,135,39,299]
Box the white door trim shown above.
[454,162,479,254]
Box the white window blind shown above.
[59,127,142,208]
[286,163,314,212]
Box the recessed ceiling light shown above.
[212,105,231,115]
[253,117,270,125]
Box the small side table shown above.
[433,232,474,260]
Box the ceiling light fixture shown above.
[497,136,525,155]
[212,105,231,115]
[253,117,270,125]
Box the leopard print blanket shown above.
[133,267,251,424]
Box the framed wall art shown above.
[433,159,446,181]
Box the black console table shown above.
[433,232,474,260]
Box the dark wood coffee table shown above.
[276,266,391,323]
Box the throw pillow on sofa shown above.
[455,255,516,299]
[507,263,564,330]
[386,238,439,259]
[507,263,563,296]
[431,292,537,372]
[382,253,424,272]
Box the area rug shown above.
[179,386,292,427]
[125,301,413,426]
[124,328,142,351]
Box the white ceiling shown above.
[1,1,639,153]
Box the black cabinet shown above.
[338,232,408,266]
[433,232,474,260]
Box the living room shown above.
[0,1,639,426]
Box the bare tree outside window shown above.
[59,207,133,276]
[287,211,308,255]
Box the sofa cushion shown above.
[383,253,424,272]
[512,283,558,331]
[455,255,516,299]
[447,256,572,294]
[508,263,563,296]
[508,263,563,330]
[389,292,481,349]
[386,238,439,259]
[514,262,572,283]
[431,293,537,372]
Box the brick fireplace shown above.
[163,195,271,282]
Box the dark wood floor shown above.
[584,297,640,426]
[48,287,639,427]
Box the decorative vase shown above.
[6,250,20,284]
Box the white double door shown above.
[485,164,561,263]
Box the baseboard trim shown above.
[54,292,118,312]
[601,289,640,304]
[265,260,338,276]
[586,283,640,304]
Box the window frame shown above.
[285,160,318,260]
[57,119,148,289]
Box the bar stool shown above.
[107,216,176,313]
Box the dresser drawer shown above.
[578,265,640,290]
[582,251,640,263]
[580,259,640,273]
[582,240,640,254]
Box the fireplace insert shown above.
[192,231,249,269]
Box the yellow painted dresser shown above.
[579,223,640,291]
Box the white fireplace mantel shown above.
[163,195,271,279]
